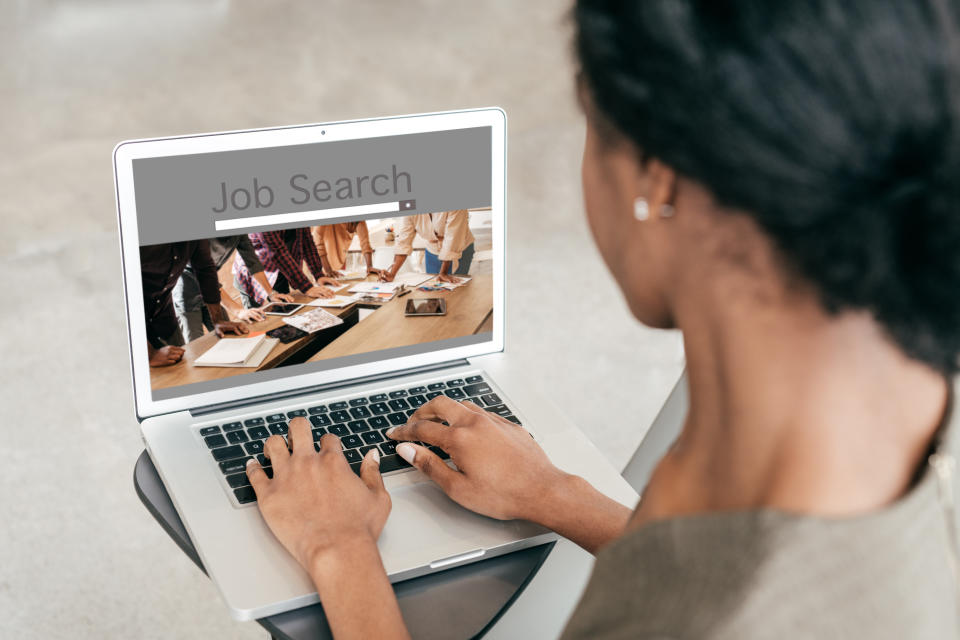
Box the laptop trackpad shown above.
[378,480,536,575]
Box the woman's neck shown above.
[633,294,949,528]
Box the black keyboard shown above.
[198,374,521,506]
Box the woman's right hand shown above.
[386,396,569,522]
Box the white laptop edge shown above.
[114,107,507,420]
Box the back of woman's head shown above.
[575,0,960,374]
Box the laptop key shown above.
[444,388,466,400]
[234,486,257,504]
[387,412,407,426]
[429,446,451,460]
[408,386,427,394]
[485,404,512,417]
[248,426,269,440]
[369,393,388,402]
[463,383,492,397]
[481,393,502,406]
[465,375,483,383]
[426,391,443,400]
[219,458,248,475]
[371,402,391,416]
[359,445,379,458]
[348,420,370,433]
[269,423,289,435]
[388,398,410,411]
[310,414,332,427]
[312,428,326,441]
[368,416,389,429]
[505,416,522,425]
[389,390,408,398]
[380,441,398,455]
[344,449,362,464]
[244,440,265,455]
[226,472,250,488]
[244,417,265,427]
[329,401,348,411]
[427,382,446,391]
[406,409,417,417]
[349,398,368,407]
[212,445,245,462]
[330,410,350,423]
[466,397,485,407]
[349,406,372,419]
[308,405,327,415]
[329,424,349,437]
[200,426,221,436]
[362,430,384,444]
[204,434,227,449]
[349,461,363,476]
[222,421,243,432]
[266,414,286,423]
[287,409,307,418]
[408,395,428,408]
[341,434,363,449]
[446,378,465,387]
[379,454,409,472]
[227,431,249,444]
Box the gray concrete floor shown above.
[1,1,684,637]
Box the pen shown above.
[398,288,412,298]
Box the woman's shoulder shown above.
[561,461,959,640]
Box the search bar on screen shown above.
[214,199,417,231]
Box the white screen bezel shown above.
[114,108,506,419]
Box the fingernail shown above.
[246,457,256,467]
[397,443,416,464]
[369,448,380,464]
[385,427,396,438]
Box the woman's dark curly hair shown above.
[575,0,960,374]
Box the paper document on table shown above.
[194,335,278,367]
[391,272,433,287]
[306,294,361,308]
[420,276,472,291]
[283,308,344,333]
[349,281,400,294]
[334,270,367,281]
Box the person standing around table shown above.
[233,227,341,307]
[140,240,248,367]
[312,221,385,278]
[381,210,474,283]
[173,235,295,343]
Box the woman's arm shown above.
[386,397,632,554]
[247,421,410,640]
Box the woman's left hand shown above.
[247,418,391,569]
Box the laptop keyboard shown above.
[197,374,523,506]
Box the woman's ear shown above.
[642,159,678,220]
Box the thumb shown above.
[396,443,462,497]
[360,448,386,493]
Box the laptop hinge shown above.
[188,359,471,417]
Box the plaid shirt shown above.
[233,229,325,305]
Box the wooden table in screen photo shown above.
[149,293,358,391]
[307,273,494,362]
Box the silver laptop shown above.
[114,108,636,621]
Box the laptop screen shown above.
[118,114,502,413]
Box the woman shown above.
[246,1,960,637]
[233,227,341,305]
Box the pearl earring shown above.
[633,197,650,221]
